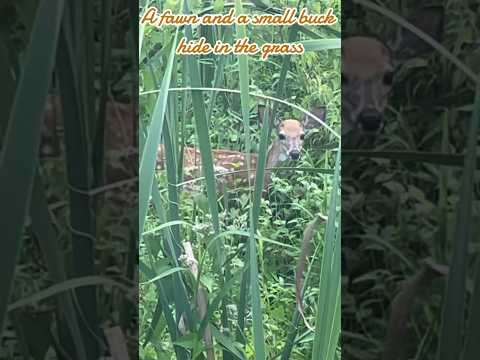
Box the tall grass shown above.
[1,1,137,358]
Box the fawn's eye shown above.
[300,134,305,140]
[383,71,394,85]
[278,133,286,140]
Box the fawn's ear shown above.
[388,6,444,63]
[258,104,277,126]
[303,106,326,132]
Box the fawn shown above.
[40,97,325,192]
[342,7,443,147]
[156,106,326,192]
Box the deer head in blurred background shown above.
[342,7,444,147]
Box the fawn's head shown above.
[342,7,444,144]
[258,105,326,162]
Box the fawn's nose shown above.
[358,110,383,132]
[289,150,300,160]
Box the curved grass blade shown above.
[353,0,478,83]
[142,87,340,139]
[8,276,130,312]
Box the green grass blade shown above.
[139,30,178,237]
[250,101,271,228]
[326,222,341,359]
[235,0,252,180]
[248,223,266,360]
[206,27,231,126]
[159,74,182,252]
[244,101,271,358]
[312,148,340,359]
[177,56,188,182]
[301,39,341,52]
[0,0,64,334]
[140,267,185,284]
[142,294,163,347]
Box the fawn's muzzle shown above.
[358,110,383,132]
[289,150,300,160]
